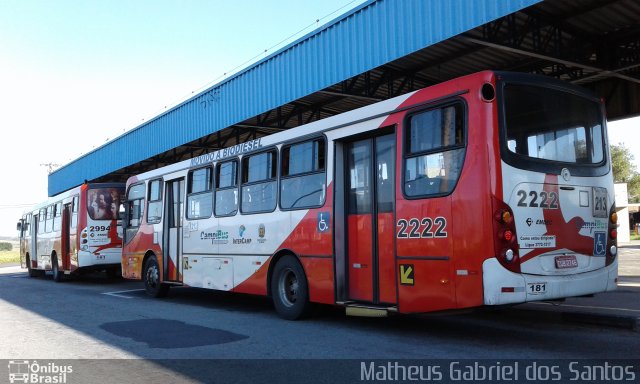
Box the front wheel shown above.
[271,255,312,320]
[26,256,41,278]
[143,256,169,298]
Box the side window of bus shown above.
[187,167,213,220]
[38,209,45,234]
[52,202,62,231]
[125,183,146,241]
[241,150,277,214]
[215,160,238,217]
[281,138,326,210]
[147,179,163,224]
[45,204,54,233]
[71,195,79,229]
[404,103,466,198]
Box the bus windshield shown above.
[503,84,605,165]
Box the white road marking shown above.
[0,265,24,274]
[101,289,146,299]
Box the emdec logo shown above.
[8,360,73,383]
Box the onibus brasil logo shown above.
[8,360,73,383]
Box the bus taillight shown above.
[493,197,520,273]
[606,204,618,266]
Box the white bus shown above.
[121,71,618,319]
[17,183,125,281]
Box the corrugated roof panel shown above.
[48,0,541,196]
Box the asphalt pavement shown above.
[1,241,638,332]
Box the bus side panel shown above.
[122,225,161,280]
[300,257,334,304]
[231,259,271,296]
[277,192,335,305]
[36,233,56,271]
[377,212,397,304]
[450,193,492,309]
[234,204,336,304]
[392,73,499,312]
[233,256,333,304]
[395,197,455,313]
[450,89,496,309]
[231,253,334,306]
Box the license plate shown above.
[527,283,547,295]
[555,255,578,269]
[592,187,607,218]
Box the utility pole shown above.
[40,163,60,174]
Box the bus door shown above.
[31,214,38,269]
[18,215,29,269]
[345,132,397,305]
[163,178,184,283]
[61,204,72,271]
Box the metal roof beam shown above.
[316,90,383,102]
[519,0,613,42]
[234,124,287,132]
[460,36,640,85]
[256,97,345,129]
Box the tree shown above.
[0,242,12,251]
[610,143,640,203]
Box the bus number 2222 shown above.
[397,217,447,239]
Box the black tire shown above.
[271,255,312,320]
[52,255,64,282]
[143,255,169,298]
[26,256,40,278]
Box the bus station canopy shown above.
[48,0,640,196]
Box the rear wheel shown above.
[51,255,64,282]
[144,255,169,298]
[271,255,312,320]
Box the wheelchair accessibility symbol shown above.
[593,232,606,257]
[317,212,330,233]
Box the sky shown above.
[0,0,368,237]
[1,0,639,238]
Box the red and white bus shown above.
[17,183,125,281]
[121,71,618,319]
